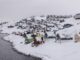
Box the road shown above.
[0,33,41,60]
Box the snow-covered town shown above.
[1,14,80,60]
[1,0,80,60]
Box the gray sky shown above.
[0,0,80,20]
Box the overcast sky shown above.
[0,0,80,20]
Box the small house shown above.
[74,13,80,19]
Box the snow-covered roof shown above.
[47,23,54,26]
[57,24,80,37]
[34,16,46,21]
[46,31,55,37]
[61,18,76,26]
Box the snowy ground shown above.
[1,17,80,60]
[3,34,80,60]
